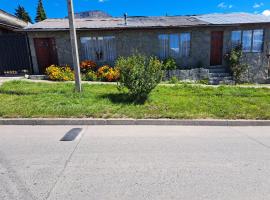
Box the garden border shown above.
[0,118,270,126]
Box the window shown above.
[252,29,264,52]
[80,36,116,62]
[180,33,191,57]
[159,33,191,59]
[242,30,252,52]
[231,29,264,52]
[169,34,180,58]
[158,35,169,59]
[231,31,242,47]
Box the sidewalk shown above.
[0,76,24,86]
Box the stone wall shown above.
[163,68,209,81]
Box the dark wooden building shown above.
[0,9,32,75]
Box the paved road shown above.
[0,125,270,200]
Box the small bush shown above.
[84,70,98,81]
[46,65,74,81]
[162,57,177,70]
[196,78,209,85]
[80,60,97,73]
[116,54,163,102]
[97,65,120,82]
[169,76,179,84]
[225,45,248,84]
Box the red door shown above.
[34,38,58,73]
[210,31,223,66]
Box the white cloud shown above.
[217,2,233,9]
[262,10,270,16]
[253,3,264,8]
[98,0,107,2]
[218,2,226,8]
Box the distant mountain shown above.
[74,10,112,18]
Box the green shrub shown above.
[169,76,179,84]
[85,70,98,81]
[162,57,177,70]
[225,45,248,84]
[116,54,163,102]
[196,78,209,85]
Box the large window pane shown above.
[80,37,92,60]
[169,34,180,58]
[231,31,241,47]
[242,30,252,52]
[252,29,264,52]
[180,33,191,57]
[158,34,169,59]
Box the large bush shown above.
[45,65,74,81]
[225,45,248,84]
[116,54,163,102]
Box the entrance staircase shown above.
[207,66,235,85]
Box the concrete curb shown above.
[0,118,270,126]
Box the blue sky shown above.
[1,0,270,20]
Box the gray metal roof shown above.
[24,16,209,31]
[24,12,270,31]
[194,13,270,24]
[0,9,28,30]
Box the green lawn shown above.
[0,80,270,119]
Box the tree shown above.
[35,0,47,22]
[14,5,32,23]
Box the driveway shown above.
[0,125,270,200]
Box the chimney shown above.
[124,13,128,25]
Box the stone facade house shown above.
[24,13,270,83]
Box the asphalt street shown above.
[0,125,270,200]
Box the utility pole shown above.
[67,0,82,92]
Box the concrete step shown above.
[209,79,235,85]
[209,73,231,78]
[208,65,223,68]
[208,68,227,73]
[209,76,233,81]
[209,76,235,85]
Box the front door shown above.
[34,38,58,73]
[210,31,223,66]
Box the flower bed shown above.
[45,60,120,82]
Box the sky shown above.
[1,0,270,21]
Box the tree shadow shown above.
[100,93,147,105]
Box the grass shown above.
[0,80,269,119]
